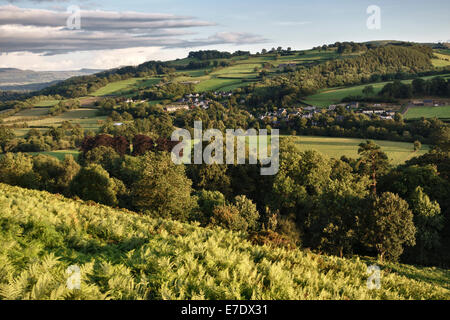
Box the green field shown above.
[243,136,428,165]
[0,183,448,300]
[8,108,108,134]
[404,105,450,120]
[33,100,60,107]
[91,77,160,97]
[432,52,450,67]
[289,136,428,164]
[188,135,427,166]
[303,74,450,107]
[6,108,50,121]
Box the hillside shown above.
[0,183,448,300]
[0,68,102,91]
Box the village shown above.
[123,93,449,123]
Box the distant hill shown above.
[0,68,103,91]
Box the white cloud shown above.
[0,5,267,56]
[0,47,189,71]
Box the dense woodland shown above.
[378,77,450,99]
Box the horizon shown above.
[0,0,449,71]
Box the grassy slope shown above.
[0,183,448,300]
[246,136,428,165]
[91,77,161,97]
[289,136,429,164]
[7,108,107,136]
[405,106,450,120]
[303,74,450,107]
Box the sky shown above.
[0,0,449,71]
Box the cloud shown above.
[0,5,267,55]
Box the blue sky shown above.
[0,0,449,70]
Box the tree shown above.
[273,139,331,218]
[196,189,226,224]
[356,141,390,194]
[32,154,79,194]
[210,204,248,232]
[0,152,37,188]
[306,167,370,257]
[433,126,450,152]
[362,85,374,96]
[413,140,422,152]
[0,126,14,153]
[188,163,232,197]
[233,195,260,231]
[70,164,119,206]
[81,146,120,173]
[364,192,416,262]
[131,152,196,221]
[407,187,444,264]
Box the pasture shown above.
[33,100,60,107]
[91,77,160,97]
[303,73,450,107]
[5,108,50,121]
[8,108,107,132]
[404,105,450,120]
[244,135,427,165]
[290,136,428,164]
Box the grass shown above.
[245,135,428,165]
[195,78,246,92]
[404,105,450,120]
[33,100,60,107]
[187,135,428,166]
[432,53,450,67]
[6,108,50,121]
[0,183,448,300]
[91,77,160,97]
[290,136,428,164]
[7,108,107,132]
[303,74,450,107]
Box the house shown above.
[411,100,424,106]
[423,100,433,107]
